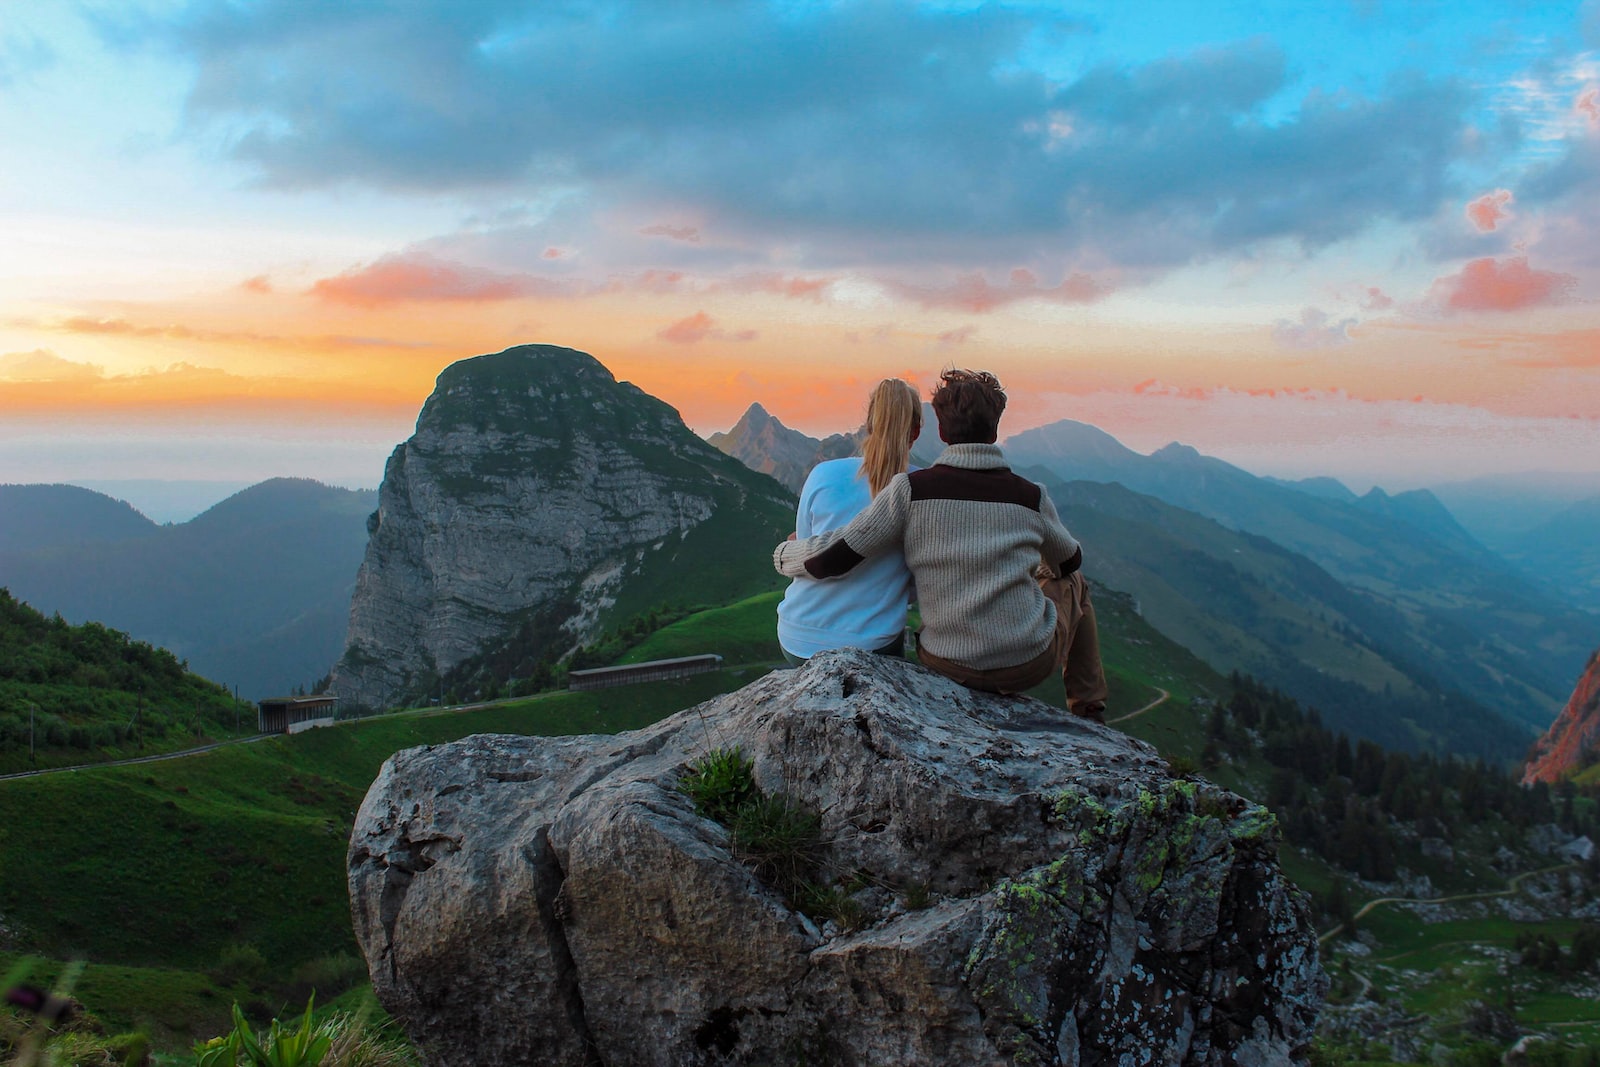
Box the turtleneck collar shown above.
[932,442,1008,471]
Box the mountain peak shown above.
[1152,442,1202,461]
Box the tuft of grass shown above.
[679,749,835,912]
[798,883,867,932]
[679,748,756,825]
[728,794,824,901]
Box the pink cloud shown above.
[309,253,567,306]
[891,269,1109,312]
[1432,256,1577,312]
[1360,286,1394,311]
[1578,87,1599,127]
[728,273,837,301]
[938,326,977,345]
[1465,189,1514,232]
[240,275,273,294]
[656,311,757,345]
[639,223,702,243]
[542,247,565,259]
[629,270,690,294]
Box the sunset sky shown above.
[3,0,1598,504]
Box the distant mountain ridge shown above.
[0,478,376,699]
[1046,478,1532,758]
[329,344,794,710]
[0,484,159,553]
[707,403,859,494]
[1007,419,1599,731]
[708,401,944,494]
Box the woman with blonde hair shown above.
[777,378,921,664]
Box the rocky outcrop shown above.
[707,403,859,494]
[328,345,791,709]
[1523,648,1600,785]
[349,650,1325,1065]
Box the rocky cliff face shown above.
[328,345,790,709]
[708,402,858,494]
[349,650,1324,1065]
[1523,648,1600,785]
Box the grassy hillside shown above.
[1007,429,1600,733]
[0,667,767,1047]
[0,589,255,774]
[1048,479,1536,761]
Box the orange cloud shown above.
[656,311,757,344]
[0,349,104,383]
[890,269,1108,312]
[1477,328,1600,368]
[310,253,572,306]
[1465,189,1514,232]
[0,355,419,420]
[39,315,441,353]
[1432,256,1576,312]
[240,275,273,294]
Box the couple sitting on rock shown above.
[773,369,1108,723]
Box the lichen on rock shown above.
[348,649,1325,1065]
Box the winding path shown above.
[1318,861,1578,945]
[0,733,273,783]
[1109,686,1171,724]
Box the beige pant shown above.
[917,571,1108,716]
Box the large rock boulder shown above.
[349,650,1325,1065]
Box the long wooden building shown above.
[567,654,724,692]
[258,695,338,734]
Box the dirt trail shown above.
[1109,687,1171,724]
[1319,862,1577,945]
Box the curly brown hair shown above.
[930,368,1006,444]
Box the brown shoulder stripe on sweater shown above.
[908,465,1042,510]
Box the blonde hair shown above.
[859,379,922,498]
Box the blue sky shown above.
[1,1,1597,495]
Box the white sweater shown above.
[776,458,915,658]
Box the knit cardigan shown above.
[773,443,1082,671]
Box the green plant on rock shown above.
[730,793,824,900]
[798,882,866,931]
[679,747,757,824]
[681,748,838,912]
